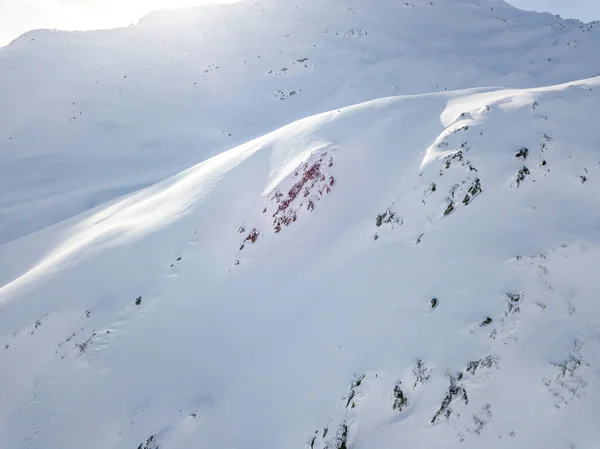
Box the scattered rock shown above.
[413,360,432,387]
[244,228,260,244]
[137,435,159,449]
[515,166,530,186]
[506,292,521,303]
[480,317,493,326]
[392,382,409,411]
[466,354,499,375]
[375,209,403,228]
[333,423,349,449]
[515,148,529,160]
[468,178,482,196]
[431,373,468,423]
[352,374,365,389]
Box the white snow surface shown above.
[1,0,600,448]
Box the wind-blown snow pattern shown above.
[0,0,599,449]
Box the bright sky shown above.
[0,0,236,46]
[0,0,598,47]
[509,0,600,21]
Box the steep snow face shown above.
[1,77,600,449]
[1,0,600,243]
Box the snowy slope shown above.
[1,1,600,449]
[1,77,600,449]
[1,0,600,243]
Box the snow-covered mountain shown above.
[0,1,599,448]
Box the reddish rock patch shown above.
[269,153,335,232]
[236,152,336,257]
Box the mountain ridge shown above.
[1,0,599,243]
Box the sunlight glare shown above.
[0,0,240,46]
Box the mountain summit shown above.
[0,1,599,448]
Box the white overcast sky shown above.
[0,0,598,47]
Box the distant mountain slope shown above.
[0,0,599,243]
[1,75,599,449]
